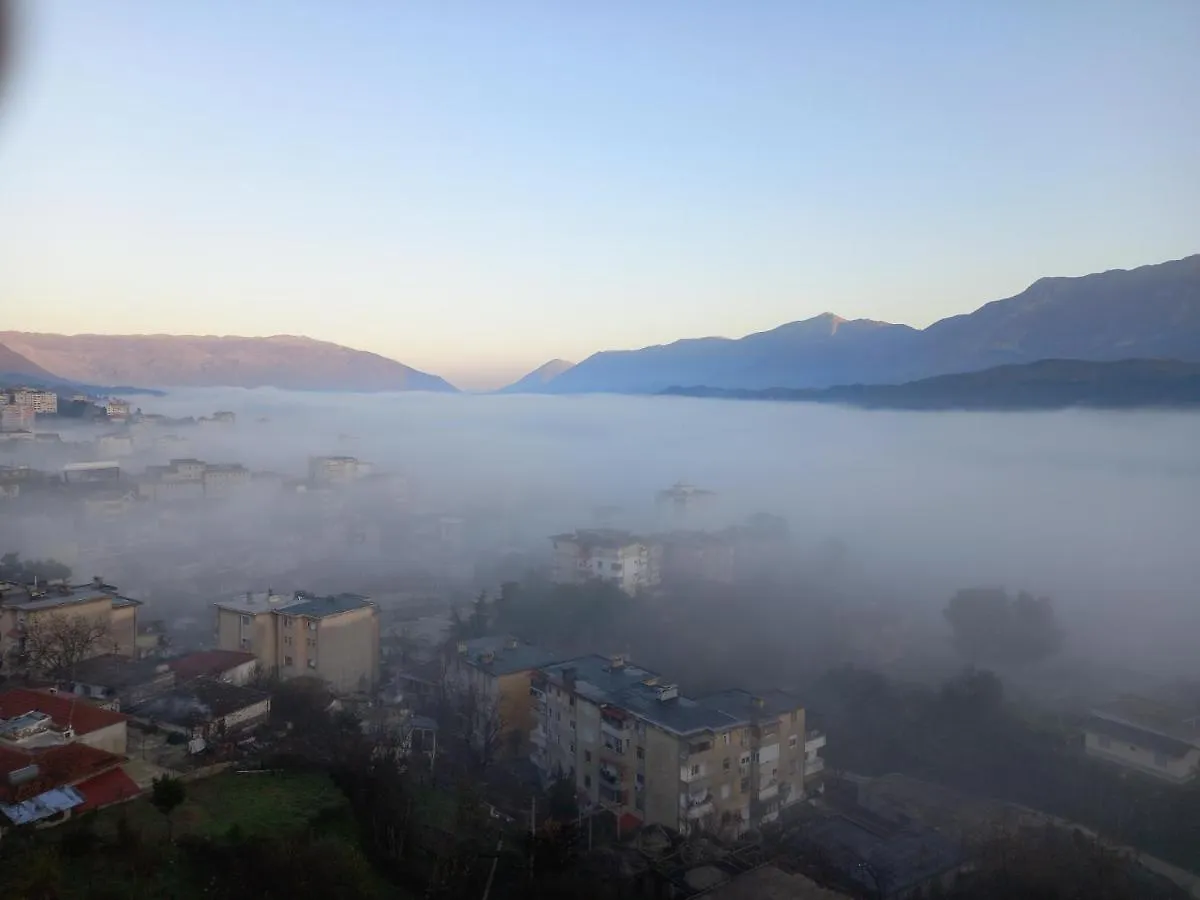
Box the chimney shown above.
[505,638,519,650]
[481,651,495,665]
[609,655,625,671]
[93,576,103,588]
[656,684,679,702]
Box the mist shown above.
[5,388,1199,691]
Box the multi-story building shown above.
[202,463,251,498]
[308,456,372,486]
[530,655,821,836]
[63,461,121,485]
[12,388,58,415]
[104,399,130,419]
[550,529,658,595]
[0,405,35,433]
[655,530,737,585]
[214,590,380,694]
[446,635,563,757]
[0,579,141,674]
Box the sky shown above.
[0,2,1197,389]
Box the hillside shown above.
[0,340,62,383]
[497,359,576,393]
[662,359,1200,411]
[530,255,1200,394]
[0,332,458,392]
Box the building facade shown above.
[1084,696,1200,783]
[214,591,380,694]
[530,656,819,836]
[551,530,658,595]
[11,388,58,415]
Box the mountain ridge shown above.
[0,332,458,393]
[521,254,1200,394]
[497,359,576,393]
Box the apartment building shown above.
[446,635,563,757]
[202,463,251,498]
[0,580,140,674]
[530,655,821,836]
[551,529,658,595]
[308,455,372,486]
[655,530,737,585]
[214,590,380,694]
[12,388,58,415]
[0,405,35,433]
[104,399,130,419]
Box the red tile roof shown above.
[0,688,127,735]
[76,766,141,811]
[167,650,257,682]
[0,741,125,803]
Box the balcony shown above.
[679,765,707,783]
[758,779,779,800]
[805,730,827,753]
[804,756,826,776]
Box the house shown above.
[63,460,121,484]
[55,654,175,710]
[130,679,271,746]
[446,636,563,757]
[0,579,141,673]
[104,399,130,419]
[1084,696,1200,782]
[167,649,258,686]
[308,455,372,486]
[531,656,815,836]
[551,529,658,595]
[0,687,129,755]
[202,463,251,498]
[0,741,139,830]
[213,590,380,694]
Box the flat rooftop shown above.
[551,528,646,550]
[286,592,374,618]
[1092,695,1200,746]
[456,635,564,677]
[539,655,737,737]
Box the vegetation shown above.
[16,612,113,677]
[944,587,1065,665]
[149,775,186,841]
[0,551,71,584]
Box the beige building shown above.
[0,580,140,674]
[655,530,737,585]
[12,388,58,415]
[0,405,35,433]
[214,590,380,694]
[104,399,131,419]
[531,656,822,836]
[445,636,563,757]
[1084,696,1200,783]
[202,463,251,498]
[551,529,658,595]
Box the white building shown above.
[105,399,131,419]
[1084,696,1200,783]
[551,529,658,595]
[308,455,372,486]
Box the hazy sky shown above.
[1,1,1197,388]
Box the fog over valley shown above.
[5,389,1198,689]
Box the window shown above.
[740,776,750,793]
[284,656,293,666]
[307,660,317,669]
[585,750,591,762]
[636,773,644,785]
[690,764,700,776]
[723,732,731,745]
[570,742,576,754]
[721,784,731,799]
[569,696,576,707]
[788,735,798,750]
[240,638,251,649]
[790,710,798,724]
[723,757,731,772]
[584,775,591,788]
[636,746,645,760]
[570,720,576,730]
[284,617,292,627]
[789,759,798,775]
[284,636,292,646]
[307,638,315,648]
[241,615,250,625]
[635,794,645,812]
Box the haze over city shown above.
[4,2,1200,898]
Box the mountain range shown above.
[0,333,456,393]
[503,254,1200,394]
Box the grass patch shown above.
[97,770,346,841]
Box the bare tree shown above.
[445,682,506,773]
[17,613,113,678]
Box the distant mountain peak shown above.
[498,359,576,393]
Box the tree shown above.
[0,552,71,585]
[442,682,506,774]
[940,667,1005,718]
[150,774,186,841]
[17,611,113,677]
[547,775,580,822]
[944,587,1064,665]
